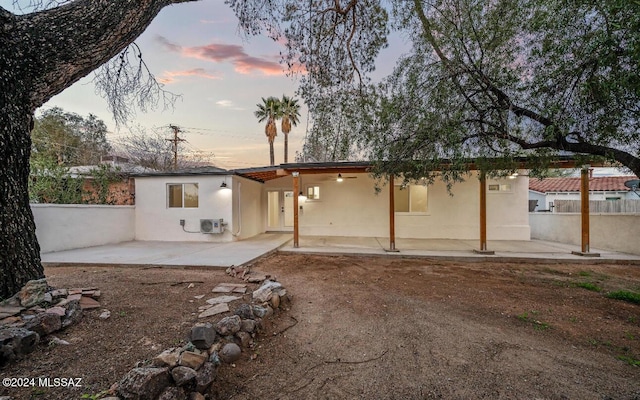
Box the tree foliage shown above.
[31,107,111,166]
[230,0,640,180]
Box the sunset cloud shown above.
[155,35,284,76]
[215,100,244,111]
[158,68,222,84]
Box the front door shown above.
[267,190,294,231]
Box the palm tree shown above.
[280,95,301,163]
[254,96,280,165]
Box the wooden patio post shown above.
[474,171,494,254]
[387,174,399,252]
[293,172,299,248]
[572,166,600,257]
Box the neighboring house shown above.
[133,162,531,243]
[529,175,639,212]
[69,158,155,205]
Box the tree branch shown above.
[6,0,198,111]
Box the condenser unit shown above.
[200,219,224,234]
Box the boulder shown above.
[190,324,216,350]
[219,343,241,364]
[157,386,187,400]
[0,328,39,366]
[215,315,241,336]
[171,366,197,387]
[240,319,256,333]
[233,304,254,320]
[252,280,283,303]
[269,293,280,309]
[117,367,170,400]
[61,300,82,329]
[18,279,48,308]
[24,312,61,337]
[236,331,252,348]
[252,305,268,318]
[195,362,217,393]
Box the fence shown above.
[554,199,640,213]
[529,213,640,255]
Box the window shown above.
[394,185,428,213]
[488,183,512,192]
[168,183,198,208]
[306,185,320,200]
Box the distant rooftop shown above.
[529,176,638,193]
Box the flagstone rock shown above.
[215,315,241,336]
[18,279,48,308]
[79,296,101,310]
[198,303,229,319]
[219,343,241,364]
[153,348,180,368]
[205,295,241,305]
[171,366,197,386]
[0,306,24,319]
[179,351,207,370]
[49,288,68,299]
[190,323,216,350]
[61,300,83,329]
[45,306,66,317]
[118,367,170,400]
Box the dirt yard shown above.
[2,253,640,400]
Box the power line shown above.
[166,124,186,170]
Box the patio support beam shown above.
[474,171,494,255]
[386,174,399,252]
[293,172,299,248]
[572,166,600,257]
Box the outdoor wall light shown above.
[337,173,344,182]
[298,191,307,202]
[220,179,231,190]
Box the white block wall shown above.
[31,204,135,253]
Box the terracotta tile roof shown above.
[529,176,638,193]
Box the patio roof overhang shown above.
[233,157,609,183]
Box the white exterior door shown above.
[267,190,294,231]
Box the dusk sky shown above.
[3,1,311,169]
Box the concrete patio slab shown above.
[279,236,640,263]
[42,233,640,267]
[41,233,292,267]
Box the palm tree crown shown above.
[255,96,281,165]
[280,95,301,163]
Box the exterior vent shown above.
[200,219,224,234]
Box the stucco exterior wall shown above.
[267,172,530,240]
[134,175,234,242]
[31,204,135,253]
[530,213,640,255]
[233,177,265,240]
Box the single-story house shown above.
[133,161,535,246]
[529,175,639,212]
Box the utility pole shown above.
[166,124,186,170]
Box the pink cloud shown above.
[155,35,284,76]
[158,68,222,84]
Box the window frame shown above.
[167,183,199,208]
[306,185,321,201]
[394,184,429,214]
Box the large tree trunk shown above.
[0,0,196,300]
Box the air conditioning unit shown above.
[200,219,224,234]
